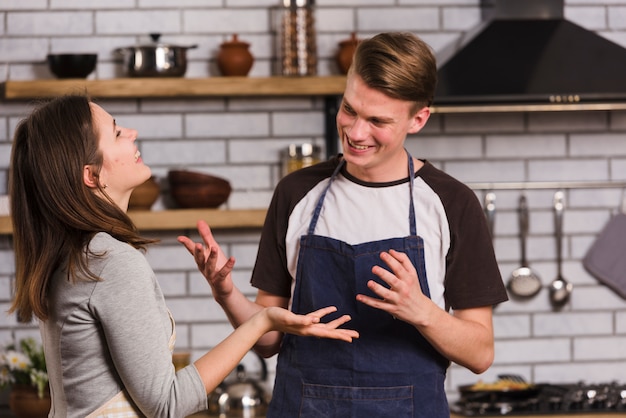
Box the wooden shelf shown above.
[2,76,347,99]
[0,209,267,235]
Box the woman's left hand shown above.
[266,306,360,343]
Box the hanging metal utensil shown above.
[484,192,496,240]
[507,194,542,298]
[549,190,573,307]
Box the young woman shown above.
[8,95,358,417]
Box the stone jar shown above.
[217,34,254,77]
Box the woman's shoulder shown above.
[88,232,153,283]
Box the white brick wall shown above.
[1,0,626,403]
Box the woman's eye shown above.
[116,130,122,138]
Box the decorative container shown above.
[281,143,321,176]
[9,384,51,418]
[128,176,160,211]
[217,34,254,76]
[272,0,317,76]
[336,32,360,74]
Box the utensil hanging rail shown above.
[466,180,626,190]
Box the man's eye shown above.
[116,130,122,137]
[343,105,355,115]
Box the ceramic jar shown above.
[9,384,51,418]
[336,32,360,75]
[217,34,254,77]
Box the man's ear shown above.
[83,165,99,189]
[408,106,431,134]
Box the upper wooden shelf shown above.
[0,208,267,235]
[4,76,626,113]
[1,76,347,99]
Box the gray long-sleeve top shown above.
[41,232,207,417]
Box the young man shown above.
[180,32,508,418]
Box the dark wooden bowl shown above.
[168,170,232,208]
[47,54,97,79]
[128,177,160,210]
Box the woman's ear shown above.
[83,165,99,189]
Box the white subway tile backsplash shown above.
[445,160,526,183]
[156,272,188,296]
[495,338,572,363]
[141,139,228,166]
[315,8,355,32]
[443,113,525,133]
[0,37,48,61]
[186,113,270,138]
[565,6,608,30]
[535,362,626,383]
[487,134,566,158]
[528,111,609,132]
[610,158,626,180]
[617,312,626,333]
[2,0,47,10]
[493,314,531,338]
[8,11,94,36]
[166,297,228,322]
[95,10,182,35]
[119,114,183,139]
[571,132,626,156]
[51,0,135,8]
[357,7,440,32]
[408,135,482,160]
[271,111,325,136]
[191,322,236,347]
[3,0,626,401]
[575,336,626,360]
[442,6,481,31]
[608,5,626,29]
[183,9,269,34]
[534,312,613,336]
[528,159,609,182]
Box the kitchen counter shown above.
[451,414,626,417]
[0,407,621,417]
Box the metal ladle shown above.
[484,192,496,240]
[550,190,573,307]
[507,194,542,298]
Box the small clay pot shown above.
[336,32,360,75]
[217,34,254,77]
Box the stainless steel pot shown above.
[115,33,197,77]
[208,351,269,417]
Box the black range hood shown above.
[434,0,626,109]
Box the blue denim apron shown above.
[268,152,450,418]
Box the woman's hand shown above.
[265,306,359,343]
[177,220,235,300]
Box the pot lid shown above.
[129,33,197,49]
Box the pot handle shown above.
[113,47,129,56]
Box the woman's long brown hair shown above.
[8,95,156,322]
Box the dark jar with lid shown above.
[217,34,254,76]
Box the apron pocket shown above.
[299,383,413,418]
